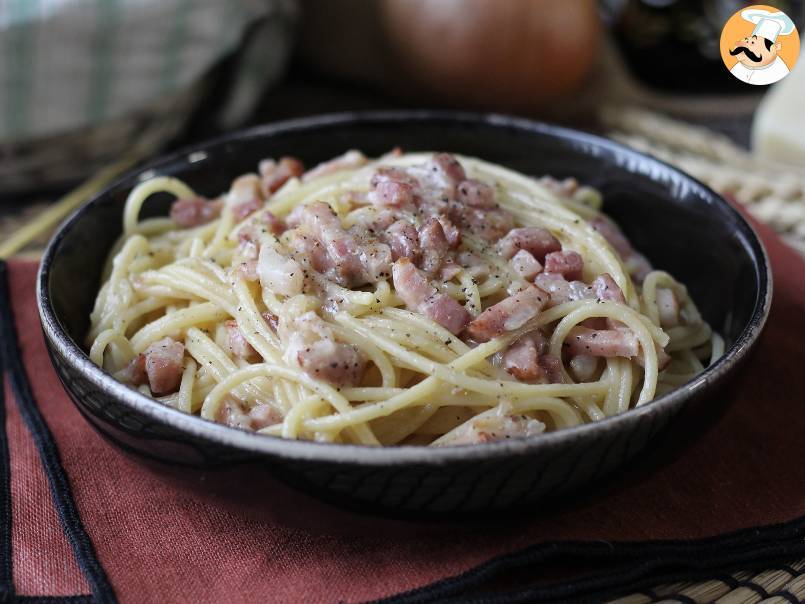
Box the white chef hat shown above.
[741,8,796,42]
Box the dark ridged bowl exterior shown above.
[37,112,771,514]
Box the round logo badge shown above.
[720,4,800,86]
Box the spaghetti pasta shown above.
[87,150,718,446]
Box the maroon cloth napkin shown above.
[1,213,804,604]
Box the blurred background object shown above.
[5,0,804,196]
[298,0,601,113]
[608,0,802,93]
[752,59,805,166]
[0,0,297,194]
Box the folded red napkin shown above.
[1,212,803,604]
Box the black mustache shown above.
[730,46,762,62]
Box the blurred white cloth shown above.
[0,0,297,143]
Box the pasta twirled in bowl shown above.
[87,150,722,446]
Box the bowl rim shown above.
[36,110,773,465]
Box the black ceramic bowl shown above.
[38,112,771,513]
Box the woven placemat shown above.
[1,108,803,604]
[602,105,805,257]
[611,559,805,603]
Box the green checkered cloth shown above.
[0,0,297,143]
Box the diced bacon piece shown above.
[656,345,672,370]
[502,336,539,381]
[386,220,420,261]
[392,258,470,335]
[455,207,515,242]
[591,273,626,304]
[237,213,285,245]
[228,174,263,221]
[257,244,304,297]
[457,179,495,208]
[232,197,261,221]
[238,230,260,245]
[627,250,654,282]
[540,355,565,384]
[422,294,472,336]
[261,312,279,333]
[287,230,329,273]
[303,150,367,181]
[563,327,639,358]
[229,174,262,202]
[281,311,366,385]
[296,203,358,277]
[501,331,549,381]
[170,197,222,227]
[590,216,630,256]
[535,272,624,330]
[237,240,259,262]
[538,176,578,197]
[511,249,543,280]
[125,353,148,386]
[434,403,545,446]
[569,355,599,382]
[340,189,368,209]
[222,314,277,366]
[285,204,306,229]
[528,329,550,355]
[436,215,461,248]
[467,284,548,342]
[439,261,462,282]
[368,167,417,207]
[544,250,584,281]
[217,399,283,431]
[143,337,185,395]
[580,317,608,330]
[634,342,672,371]
[369,209,401,232]
[539,272,624,306]
[257,210,286,235]
[497,227,561,261]
[371,179,415,208]
[418,217,449,274]
[296,201,391,286]
[427,152,466,189]
[534,272,571,303]
[225,320,258,360]
[216,398,253,430]
[259,157,305,195]
[656,288,680,328]
[534,272,591,306]
[347,207,401,235]
[360,242,393,284]
[590,216,653,283]
[248,403,283,430]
